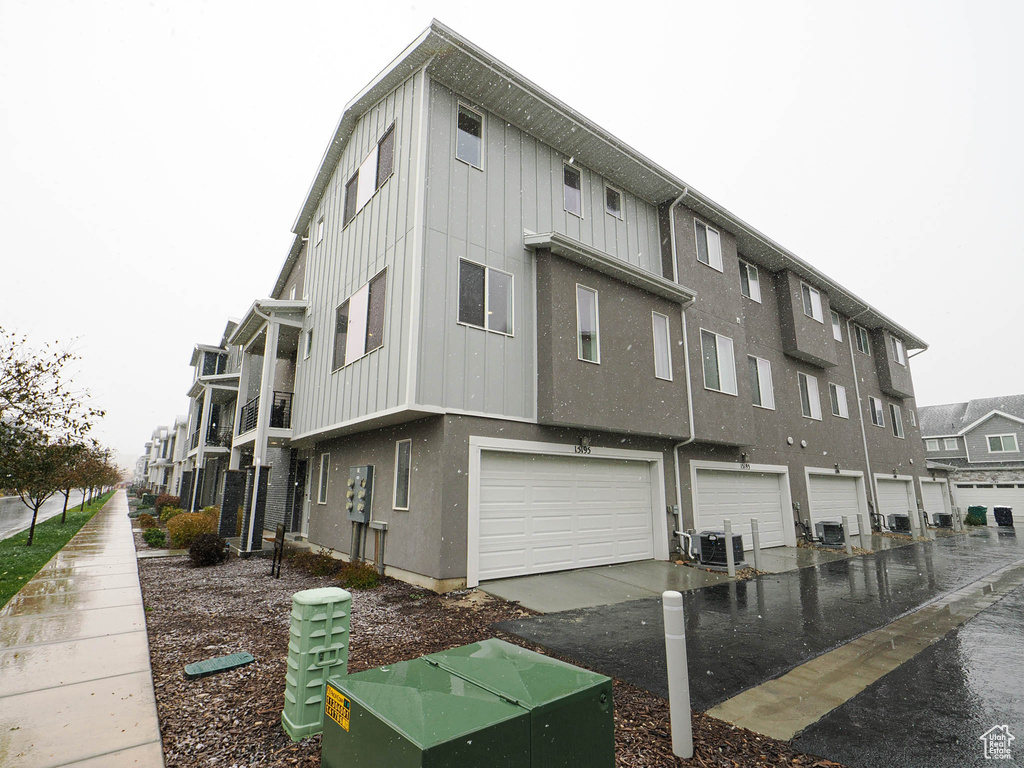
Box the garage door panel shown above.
[876,479,914,518]
[478,452,657,581]
[808,475,862,536]
[921,483,947,518]
[694,469,787,550]
[954,485,1024,527]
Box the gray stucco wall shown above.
[873,328,914,399]
[535,251,689,438]
[775,270,839,368]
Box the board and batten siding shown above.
[292,73,424,439]
[417,81,664,419]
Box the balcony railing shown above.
[190,431,200,450]
[238,397,259,435]
[270,391,293,429]
[206,424,234,447]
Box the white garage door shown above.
[954,484,1024,527]
[921,482,950,521]
[477,451,656,581]
[694,469,787,550]
[876,478,915,520]
[808,474,863,535]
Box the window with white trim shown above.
[393,439,411,510]
[748,355,775,409]
[890,403,904,438]
[944,438,958,451]
[563,164,582,217]
[576,285,600,363]
[342,123,396,226]
[652,312,672,380]
[801,283,824,322]
[457,260,513,335]
[869,396,884,427]
[831,311,843,341]
[909,409,916,426]
[739,261,761,302]
[925,439,940,451]
[987,434,1019,453]
[318,453,330,504]
[829,382,849,418]
[605,185,623,219]
[891,336,906,365]
[316,216,324,245]
[700,330,737,395]
[695,221,723,271]
[855,325,871,354]
[456,104,483,168]
[305,329,313,359]
[798,372,822,420]
[332,269,387,370]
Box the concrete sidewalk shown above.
[0,490,164,767]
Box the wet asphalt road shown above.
[495,528,1024,712]
[0,490,87,541]
[793,584,1024,768]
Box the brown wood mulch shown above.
[138,555,844,767]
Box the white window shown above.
[891,336,906,365]
[318,453,330,504]
[457,260,513,335]
[869,396,885,427]
[801,283,824,323]
[393,439,411,510]
[890,404,904,438]
[605,185,623,219]
[305,329,313,359]
[563,164,583,217]
[700,330,737,395]
[798,372,822,420]
[695,221,723,271]
[739,261,761,302]
[831,311,843,341]
[748,355,775,409]
[456,104,483,168]
[316,216,324,245]
[652,312,672,380]
[343,124,396,226]
[944,438,958,451]
[576,285,600,363]
[829,382,849,419]
[909,409,916,426]
[332,269,387,370]
[987,434,1019,453]
[925,439,940,451]
[855,325,871,355]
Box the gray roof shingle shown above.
[919,395,1024,436]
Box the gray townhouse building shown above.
[147,21,941,591]
[920,395,1024,524]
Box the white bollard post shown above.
[662,591,694,759]
[750,518,762,572]
[859,521,868,552]
[723,519,736,578]
[842,515,854,555]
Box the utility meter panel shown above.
[346,465,374,523]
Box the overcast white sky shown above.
[2,0,1021,469]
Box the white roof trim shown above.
[958,409,1024,435]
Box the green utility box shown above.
[321,638,613,768]
[282,587,351,741]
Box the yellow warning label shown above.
[325,686,351,732]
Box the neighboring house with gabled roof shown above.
[919,394,1024,524]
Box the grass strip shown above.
[0,490,116,609]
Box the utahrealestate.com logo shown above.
[980,725,1015,760]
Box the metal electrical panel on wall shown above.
[346,465,374,523]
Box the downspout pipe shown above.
[847,311,881,529]
[667,188,697,555]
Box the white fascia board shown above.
[958,409,1024,435]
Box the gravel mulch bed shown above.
[139,553,845,767]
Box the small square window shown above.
[564,164,582,217]
[701,329,737,395]
[695,221,723,271]
[889,403,904,438]
[869,396,884,427]
[605,185,623,219]
[944,438,958,451]
[829,382,849,418]
[456,104,483,168]
[925,439,939,451]
[577,285,600,363]
[831,311,842,341]
[798,372,821,420]
[801,283,824,323]
[855,325,871,355]
[739,262,761,303]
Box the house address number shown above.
[738,462,751,470]
[575,445,592,454]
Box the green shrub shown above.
[143,528,166,548]
[140,493,156,509]
[137,513,157,530]
[160,507,184,524]
[200,506,221,528]
[288,548,381,589]
[167,512,217,549]
[189,533,228,567]
[337,560,380,590]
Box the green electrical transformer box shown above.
[321,638,614,768]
